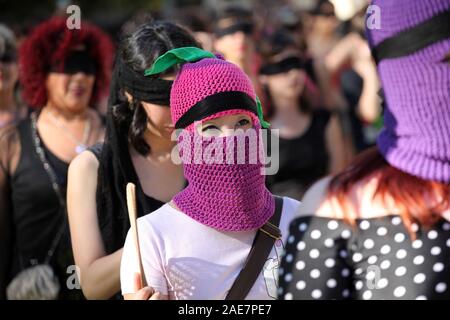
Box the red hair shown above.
[19,17,114,108]
[328,147,450,235]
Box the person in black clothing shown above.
[260,30,346,200]
[0,17,113,299]
[67,21,199,299]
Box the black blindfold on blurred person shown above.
[214,21,254,38]
[50,50,96,75]
[259,56,305,75]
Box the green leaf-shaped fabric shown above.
[144,47,215,76]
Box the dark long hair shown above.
[97,21,199,254]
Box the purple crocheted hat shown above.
[367,0,450,183]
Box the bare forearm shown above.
[326,116,347,173]
[67,152,123,300]
[79,248,123,300]
[358,70,381,123]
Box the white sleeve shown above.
[120,221,168,295]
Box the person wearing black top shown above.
[260,30,346,200]
[267,110,334,200]
[0,17,112,299]
[67,21,199,300]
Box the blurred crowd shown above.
[0,0,382,300]
[6,0,446,301]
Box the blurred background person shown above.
[174,8,214,52]
[0,17,113,299]
[213,5,267,114]
[0,24,27,128]
[306,0,341,61]
[274,6,308,56]
[275,6,318,83]
[300,0,357,163]
[67,21,198,300]
[213,5,257,75]
[325,0,382,152]
[279,0,450,300]
[260,30,346,200]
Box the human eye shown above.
[202,124,220,132]
[236,118,250,127]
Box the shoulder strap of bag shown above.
[225,196,283,300]
[30,112,67,264]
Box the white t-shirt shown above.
[120,196,301,300]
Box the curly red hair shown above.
[19,17,114,108]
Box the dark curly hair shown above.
[19,17,114,108]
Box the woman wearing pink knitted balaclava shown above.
[120,47,301,300]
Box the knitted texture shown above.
[173,129,275,231]
[170,57,257,131]
[367,0,450,183]
[170,57,275,231]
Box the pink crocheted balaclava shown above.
[145,47,275,231]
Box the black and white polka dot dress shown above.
[278,215,450,300]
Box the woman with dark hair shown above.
[67,21,199,300]
[279,0,450,300]
[261,30,346,200]
[0,24,27,128]
[0,17,113,299]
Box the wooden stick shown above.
[126,183,147,288]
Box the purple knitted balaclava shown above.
[367,0,450,183]
[145,48,275,231]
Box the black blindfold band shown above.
[371,9,450,64]
[51,50,96,75]
[215,22,254,38]
[175,91,258,129]
[259,56,305,75]
[0,53,16,63]
[117,59,173,106]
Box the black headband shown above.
[259,56,305,75]
[372,9,450,64]
[116,59,173,106]
[175,91,258,129]
[215,22,254,38]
